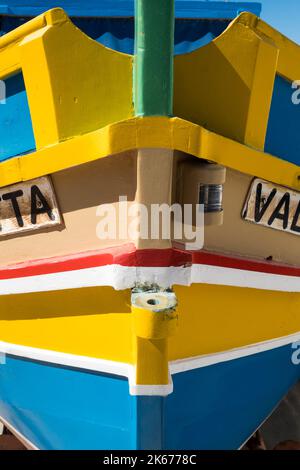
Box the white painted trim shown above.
[0,340,133,379]
[0,334,299,397]
[0,341,172,397]
[169,332,300,375]
[191,264,300,293]
[0,416,39,450]
[0,263,300,295]
[0,265,189,294]
[129,383,173,397]
[128,370,174,396]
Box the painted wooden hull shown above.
[0,2,300,450]
[0,342,299,450]
[0,244,300,450]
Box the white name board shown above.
[242,178,300,236]
[0,176,62,237]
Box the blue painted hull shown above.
[166,344,300,449]
[0,343,299,449]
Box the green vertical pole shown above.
[134,0,175,116]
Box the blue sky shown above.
[247,0,300,44]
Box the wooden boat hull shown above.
[0,340,299,450]
[0,243,300,449]
[0,2,299,450]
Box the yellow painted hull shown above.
[0,283,299,366]
[0,5,299,450]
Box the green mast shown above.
[134,0,175,116]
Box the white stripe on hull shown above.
[0,263,300,295]
[169,332,300,374]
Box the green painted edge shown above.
[134,0,175,116]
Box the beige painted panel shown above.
[0,148,175,266]
[204,169,300,266]
[0,151,137,266]
[135,148,174,249]
[1,148,299,268]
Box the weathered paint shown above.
[0,3,298,452]
[0,248,300,371]
[134,0,174,116]
[132,287,178,386]
[243,178,300,236]
[0,176,62,237]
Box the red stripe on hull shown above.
[0,244,299,280]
